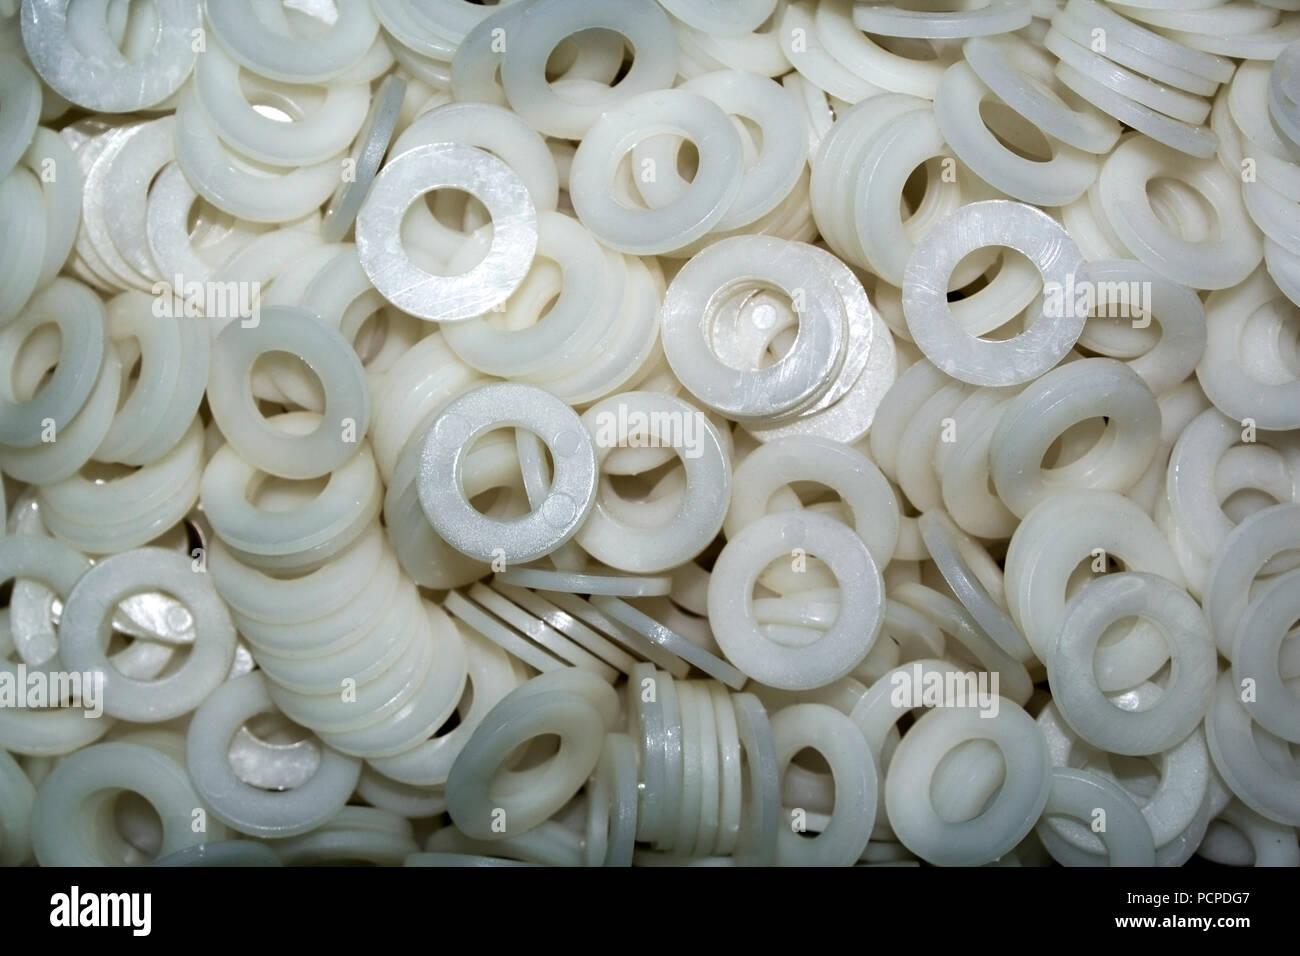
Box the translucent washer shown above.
[418,383,597,565]
[903,200,1088,387]
[356,143,537,322]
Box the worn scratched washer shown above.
[418,383,596,565]
[356,143,536,321]
[904,200,1088,387]
[662,236,846,421]
[21,0,201,113]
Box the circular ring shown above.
[991,358,1161,518]
[726,434,899,570]
[203,0,379,83]
[200,417,380,570]
[418,382,597,564]
[934,61,1099,206]
[1199,269,1300,430]
[59,547,237,723]
[853,0,1031,38]
[708,512,884,691]
[886,702,1050,866]
[1205,671,1300,826]
[963,33,1121,152]
[446,675,614,839]
[570,89,743,255]
[207,305,370,480]
[185,672,361,838]
[771,703,877,866]
[1232,569,1300,743]
[1049,572,1216,756]
[0,278,106,446]
[356,143,537,321]
[21,0,201,113]
[577,391,731,574]
[1205,504,1300,658]
[903,200,1088,387]
[322,74,406,242]
[31,741,212,865]
[1004,490,1183,660]
[1034,767,1156,866]
[662,236,846,420]
[1098,136,1260,290]
[498,0,678,140]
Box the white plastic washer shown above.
[20,0,201,113]
[576,391,731,574]
[356,143,536,321]
[1051,8,1219,97]
[591,596,746,690]
[725,434,899,571]
[1205,672,1300,826]
[1054,62,1219,159]
[934,61,1099,207]
[207,306,370,480]
[661,236,846,421]
[853,0,1031,37]
[418,383,596,565]
[1005,490,1184,661]
[919,510,1032,663]
[445,673,615,840]
[771,703,877,866]
[632,70,807,232]
[185,672,360,839]
[569,89,743,255]
[192,41,369,167]
[584,731,638,866]
[498,0,678,140]
[173,86,340,225]
[962,33,1122,152]
[1204,503,1300,658]
[1097,135,1261,289]
[199,418,381,570]
[1232,569,1300,743]
[0,278,106,447]
[1034,767,1156,866]
[202,0,379,84]
[903,200,1088,387]
[1166,407,1300,561]
[1049,572,1217,756]
[494,568,670,599]
[58,548,237,723]
[1198,269,1300,430]
[368,625,521,788]
[321,74,406,243]
[0,53,39,182]
[1066,0,1235,83]
[886,703,1050,866]
[708,511,883,691]
[990,358,1161,517]
[31,741,212,866]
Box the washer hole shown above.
[1146,177,1219,243]
[930,738,1006,824]
[979,100,1053,163]
[250,351,326,416]
[9,321,61,402]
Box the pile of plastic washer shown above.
[0,0,1298,867]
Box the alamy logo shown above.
[1041,275,1152,327]
[590,403,710,460]
[151,274,261,328]
[889,663,1001,718]
[50,886,151,936]
[0,665,103,718]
